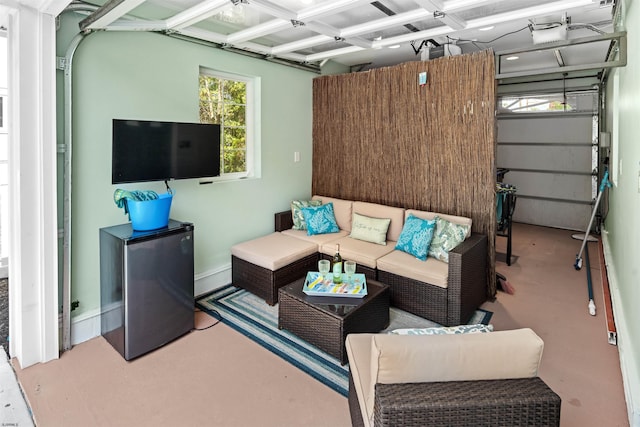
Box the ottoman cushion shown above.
[231,232,317,271]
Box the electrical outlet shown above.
[294,152,300,162]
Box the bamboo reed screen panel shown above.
[312,50,497,297]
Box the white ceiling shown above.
[75,0,617,74]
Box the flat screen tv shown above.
[112,119,221,184]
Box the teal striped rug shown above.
[196,285,492,397]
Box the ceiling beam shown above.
[79,0,146,31]
[413,0,467,30]
[340,8,430,38]
[297,0,369,21]
[271,34,333,55]
[165,0,231,30]
[226,18,290,44]
[268,8,430,56]
[468,0,594,29]
[248,0,295,21]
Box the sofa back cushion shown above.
[353,202,405,242]
[312,195,353,231]
[368,328,544,411]
[405,209,472,238]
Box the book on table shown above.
[302,271,368,298]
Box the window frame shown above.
[199,67,261,182]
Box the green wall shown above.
[603,0,640,422]
[58,18,324,318]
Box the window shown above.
[199,68,260,179]
[497,91,598,115]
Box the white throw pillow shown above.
[349,212,391,245]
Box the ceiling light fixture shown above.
[388,44,401,49]
[506,55,519,61]
[479,26,494,31]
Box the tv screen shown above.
[112,119,221,184]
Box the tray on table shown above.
[302,271,367,298]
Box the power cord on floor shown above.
[193,307,222,331]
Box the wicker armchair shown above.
[346,330,561,427]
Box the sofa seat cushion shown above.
[353,201,405,241]
[230,232,317,271]
[320,236,396,269]
[281,228,348,250]
[312,195,353,231]
[376,250,449,288]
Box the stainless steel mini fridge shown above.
[100,220,194,360]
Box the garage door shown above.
[497,91,598,230]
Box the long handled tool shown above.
[574,168,611,316]
[574,169,611,271]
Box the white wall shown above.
[0,35,8,278]
[602,1,640,425]
[55,15,321,342]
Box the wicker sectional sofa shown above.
[269,195,488,326]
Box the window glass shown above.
[199,69,258,178]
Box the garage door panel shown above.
[498,145,592,173]
[498,116,593,143]
[513,198,593,230]
[504,171,592,201]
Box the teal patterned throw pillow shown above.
[395,214,436,260]
[389,324,493,335]
[291,200,322,230]
[301,203,340,236]
[428,217,471,263]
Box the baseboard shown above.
[65,264,232,346]
[601,230,640,426]
[194,263,231,297]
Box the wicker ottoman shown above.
[231,232,318,305]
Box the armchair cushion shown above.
[350,328,544,423]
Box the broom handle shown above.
[576,170,610,263]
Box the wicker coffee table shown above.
[278,278,390,364]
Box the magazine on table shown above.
[303,271,368,298]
